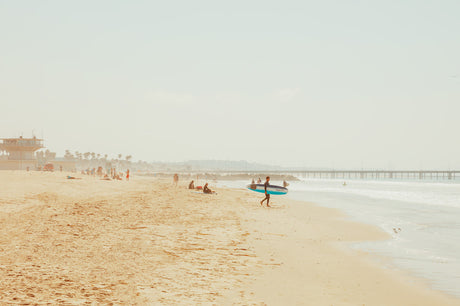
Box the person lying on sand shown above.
[66,176,82,180]
[203,183,215,194]
[189,180,195,189]
[101,174,111,181]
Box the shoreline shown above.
[236,199,459,305]
[218,182,460,305]
[0,171,458,304]
[286,178,460,299]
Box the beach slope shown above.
[0,172,457,305]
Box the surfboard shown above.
[246,183,288,195]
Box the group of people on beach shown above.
[252,177,289,188]
[188,180,215,194]
[174,174,287,205]
[79,167,130,181]
[173,174,216,194]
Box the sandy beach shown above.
[0,171,458,305]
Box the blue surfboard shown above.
[246,183,288,195]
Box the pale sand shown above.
[0,171,458,305]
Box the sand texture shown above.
[0,171,458,305]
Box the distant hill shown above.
[150,160,284,172]
[183,160,283,171]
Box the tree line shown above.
[64,150,133,163]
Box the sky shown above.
[1,0,459,169]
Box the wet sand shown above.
[0,171,458,305]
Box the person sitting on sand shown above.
[203,183,214,194]
[260,176,271,207]
[189,180,195,189]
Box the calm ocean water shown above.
[220,178,460,297]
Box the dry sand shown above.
[0,171,458,305]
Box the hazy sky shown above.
[1,1,459,169]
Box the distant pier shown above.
[216,170,460,180]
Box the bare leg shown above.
[260,196,267,206]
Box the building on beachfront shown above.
[0,136,44,170]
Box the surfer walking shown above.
[260,176,271,207]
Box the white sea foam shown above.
[293,178,460,208]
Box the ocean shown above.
[220,178,460,298]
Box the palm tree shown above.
[45,150,55,161]
[64,150,74,160]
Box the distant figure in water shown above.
[203,183,215,194]
[342,181,347,186]
[173,174,179,186]
[188,180,195,189]
[257,177,262,184]
[260,176,271,207]
[283,180,289,187]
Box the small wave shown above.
[290,180,460,208]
